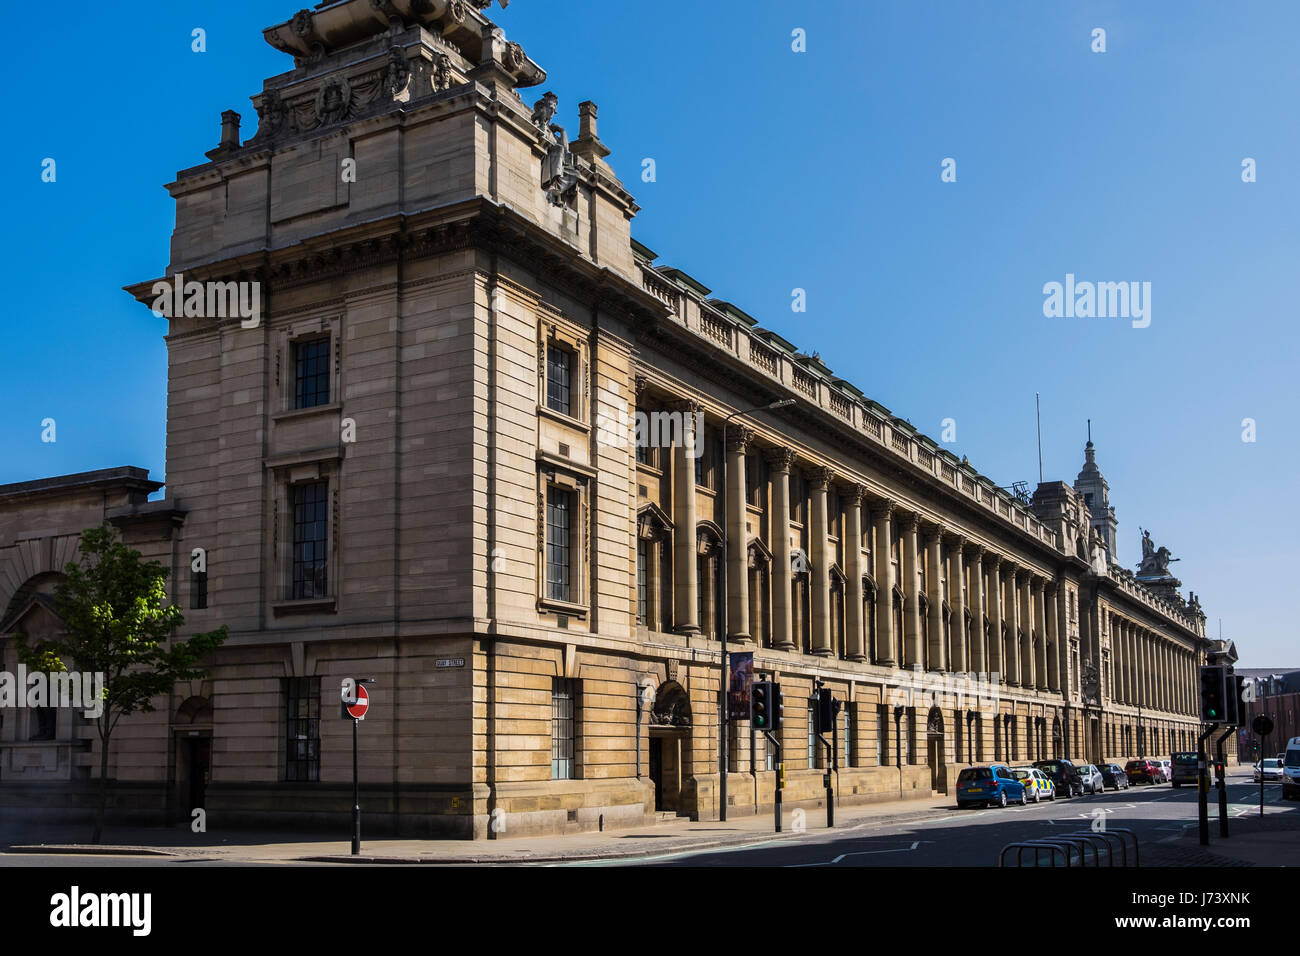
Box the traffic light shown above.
[1234,674,1248,727]
[1223,674,1239,728]
[772,682,784,731]
[752,681,772,730]
[815,690,835,736]
[1199,665,1227,724]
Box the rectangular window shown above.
[190,569,208,610]
[292,481,329,600]
[807,699,819,769]
[546,487,573,602]
[841,707,854,768]
[877,704,889,766]
[29,707,56,741]
[285,677,320,782]
[551,678,577,780]
[546,346,572,416]
[906,707,916,764]
[636,539,649,624]
[294,338,331,409]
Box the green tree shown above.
[15,525,227,843]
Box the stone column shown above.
[901,512,922,670]
[1003,562,1020,687]
[925,524,945,671]
[1055,578,1069,695]
[1018,570,1034,688]
[1124,621,1134,705]
[1046,582,1061,692]
[809,467,833,657]
[671,400,701,634]
[765,448,796,650]
[843,484,867,662]
[871,499,896,666]
[969,546,986,678]
[948,537,967,674]
[986,554,1004,683]
[725,427,753,642]
[1033,577,1048,689]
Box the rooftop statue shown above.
[1137,528,1180,577]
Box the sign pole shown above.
[352,715,360,856]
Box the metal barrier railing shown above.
[998,841,1071,867]
[999,827,1140,867]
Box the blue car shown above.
[956,764,1027,809]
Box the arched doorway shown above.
[173,695,213,820]
[647,681,691,815]
[926,706,947,793]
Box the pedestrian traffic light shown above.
[752,681,772,730]
[1199,665,1227,724]
[772,682,784,731]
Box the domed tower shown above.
[1073,435,1118,562]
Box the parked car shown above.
[1075,763,1105,794]
[957,764,1027,809]
[1033,758,1084,797]
[1254,758,1284,783]
[1125,758,1163,785]
[1100,763,1131,791]
[1283,738,1300,800]
[1170,751,1199,787]
[1011,766,1056,803]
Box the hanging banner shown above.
[728,652,754,722]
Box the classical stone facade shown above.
[0,0,1213,837]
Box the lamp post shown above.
[718,398,795,822]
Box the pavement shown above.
[3,772,1294,866]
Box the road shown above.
[611,773,1291,867]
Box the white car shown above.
[1011,766,1056,803]
[1254,758,1284,783]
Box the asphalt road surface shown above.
[612,773,1290,867]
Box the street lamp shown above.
[718,397,795,822]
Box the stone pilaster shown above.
[1003,561,1020,687]
[969,545,986,678]
[1033,577,1048,689]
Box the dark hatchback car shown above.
[1033,758,1084,797]
[1099,763,1130,790]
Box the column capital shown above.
[668,397,703,416]
[633,373,650,400]
[949,534,967,554]
[968,543,986,562]
[839,481,870,503]
[900,511,921,534]
[985,551,1003,570]
[869,496,896,520]
[921,519,945,542]
[764,447,798,472]
[726,425,756,454]
[807,465,835,489]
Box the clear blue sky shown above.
[1,1,1294,665]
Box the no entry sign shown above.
[346,683,369,720]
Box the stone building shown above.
[0,0,1211,837]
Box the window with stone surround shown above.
[551,678,579,780]
[294,337,331,409]
[538,462,590,616]
[284,677,320,782]
[291,480,329,600]
[877,704,890,766]
[538,318,587,426]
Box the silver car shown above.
[1076,763,1106,794]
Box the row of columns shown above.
[667,413,1065,691]
[1109,612,1196,715]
